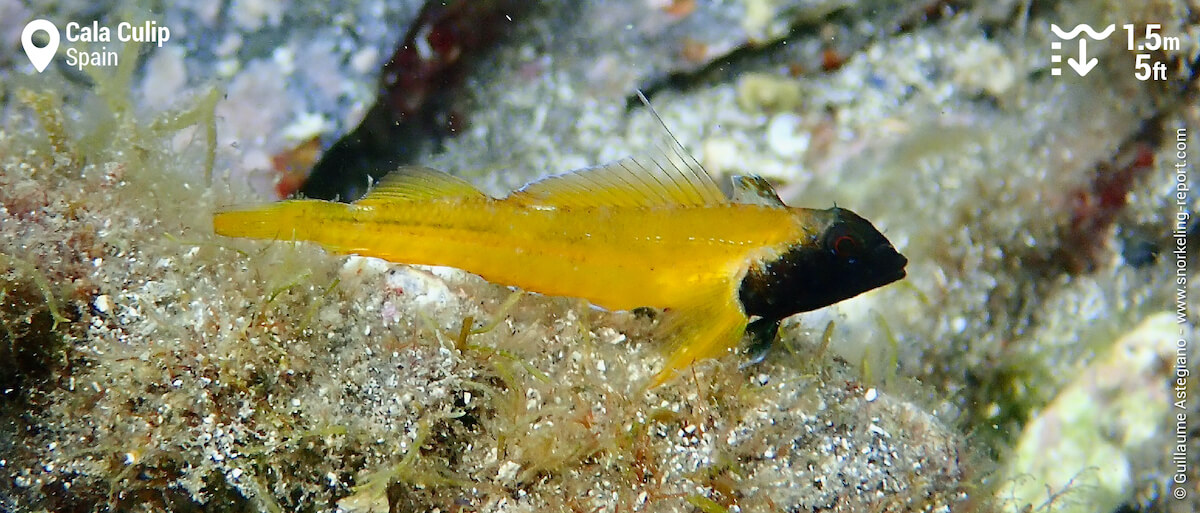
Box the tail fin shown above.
[212,202,309,241]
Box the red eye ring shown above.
[834,234,858,256]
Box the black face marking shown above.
[738,207,907,322]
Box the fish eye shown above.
[824,224,862,260]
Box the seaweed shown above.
[0,252,72,398]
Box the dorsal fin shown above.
[354,166,487,205]
[509,155,726,208]
[730,175,786,207]
[510,92,726,208]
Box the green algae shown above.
[997,313,1184,513]
[0,252,69,331]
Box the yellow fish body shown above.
[214,134,906,385]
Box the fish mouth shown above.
[881,251,908,283]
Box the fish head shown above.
[738,206,907,320]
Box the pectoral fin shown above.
[650,290,749,387]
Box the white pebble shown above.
[94,295,112,314]
[765,112,810,159]
[702,137,741,175]
[497,461,521,482]
[950,317,967,333]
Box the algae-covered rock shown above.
[0,68,975,513]
[998,314,1189,513]
[0,63,975,513]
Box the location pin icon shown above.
[21,19,60,73]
